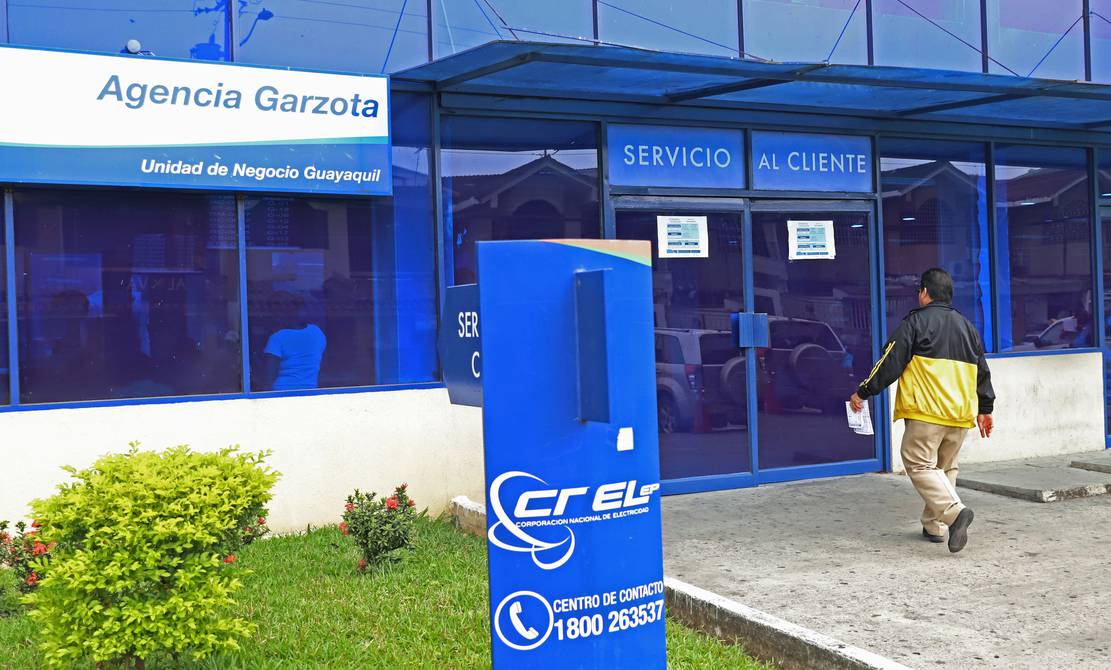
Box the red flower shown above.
[407,499,416,508]
[31,520,41,529]
[224,554,237,564]
[0,532,9,545]
[339,521,349,536]
[357,558,367,571]
[386,497,399,511]
[25,572,39,586]
[257,516,266,526]
[32,541,48,556]
[344,502,356,512]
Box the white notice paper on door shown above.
[845,401,874,436]
[657,216,709,258]
[788,220,836,260]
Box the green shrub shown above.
[341,484,420,570]
[24,444,279,669]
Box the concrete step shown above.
[1070,450,1111,474]
[956,464,1111,503]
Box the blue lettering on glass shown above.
[608,124,745,189]
[750,131,873,192]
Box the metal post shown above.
[4,190,18,405]
[236,196,252,395]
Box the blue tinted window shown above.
[881,139,991,348]
[8,0,229,60]
[1094,1,1111,83]
[742,0,867,63]
[994,145,1093,352]
[14,190,242,404]
[598,0,738,57]
[236,0,428,74]
[441,117,599,284]
[873,0,983,71]
[247,93,436,391]
[986,0,1085,79]
[433,0,593,55]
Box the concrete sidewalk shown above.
[661,473,1111,669]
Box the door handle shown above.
[732,312,770,348]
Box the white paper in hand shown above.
[845,401,874,436]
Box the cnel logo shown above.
[487,471,660,571]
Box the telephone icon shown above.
[509,601,539,640]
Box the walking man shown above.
[850,268,995,553]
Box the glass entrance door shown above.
[615,199,882,494]
[750,203,880,481]
[615,206,752,491]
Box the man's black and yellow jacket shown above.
[857,302,995,428]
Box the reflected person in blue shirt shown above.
[260,292,327,391]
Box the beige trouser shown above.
[901,419,968,535]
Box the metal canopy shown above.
[396,41,1111,135]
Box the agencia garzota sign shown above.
[0,45,391,195]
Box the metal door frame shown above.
[612,196,885,495]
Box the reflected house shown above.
[446,155,599,284]
[882,159,987,323]
[997,167,1093,342]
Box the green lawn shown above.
[0,519,769,669]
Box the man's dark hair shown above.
[920,268,953,303]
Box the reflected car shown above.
[654,329,745,434]
[755,317,857,415]
[1011,316,1078,352]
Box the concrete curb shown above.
[1071,458,1111,475]
[956,476,1111,502]
[447,496,911,670]
[665,577,913,670]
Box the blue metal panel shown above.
[439,284,482,407]
[750,131,873,192]
[607,124,746,189]
[478,239,664,668]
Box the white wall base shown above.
[889,351,1105,472]
[0,388,486,534]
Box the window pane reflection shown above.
[441,117,600,285]
[8,0,228,60]
[873,0,982,71]
[986,0,1085,79]
[994,145,1093,352]
[14,190,242,404]
[742,0,867,64]
[881,139,991,348]
[236,0,429,74]
[598,0,739,57]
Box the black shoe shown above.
[922,527,945,543]
[948,508,974,553]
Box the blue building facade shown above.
[1,1,1110,507]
